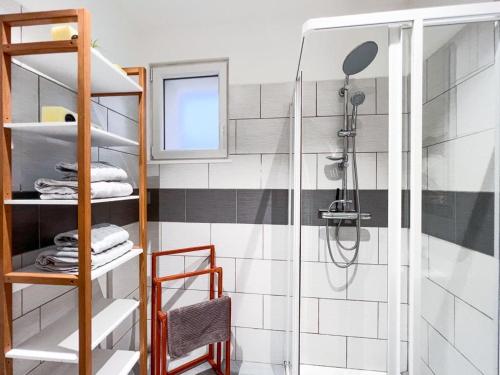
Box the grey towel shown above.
[167,295,231,359]
[56,161,128,182]
[35,240,134,274]
[54,223,129,254]
[35,179,133,199]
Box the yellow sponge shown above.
[41,106,76,122]
[51,25,78,41]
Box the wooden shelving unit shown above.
[0,9,147,375]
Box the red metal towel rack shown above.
[151,245,231,375]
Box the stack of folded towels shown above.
[35,161,133,200]
[35,223,134,274]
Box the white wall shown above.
[11,0,473,84]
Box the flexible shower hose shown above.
[325,136,361,268]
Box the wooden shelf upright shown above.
[0,9,147,375]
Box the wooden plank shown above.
[136,66,148,375]
[3,40,78,56]
[77,8,92,375]
[4,272,78,286]
[0,17,13,375]
[0,9,78,27]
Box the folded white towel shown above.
[54,223,129,254]
[35,179,133,200]
[35,240,134,274]
[56,161,128,182]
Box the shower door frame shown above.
[291,3,500,375]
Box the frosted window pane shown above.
[163,76,219,151]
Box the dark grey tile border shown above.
[11,192,139,254]
[151,188,495,257]
[237,189,288,225]
[186,189,236,223]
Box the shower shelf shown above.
[6,247,143,293]
[5,297,139,363]
[319,210,372,220]
[5,122,139,148]
[29,349,140,375]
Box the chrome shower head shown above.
[350,91,365,107]
[342,41,379,77]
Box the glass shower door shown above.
[418,20,500,375]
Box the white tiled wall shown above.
[152,70,407,373]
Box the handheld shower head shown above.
[350,92,365,107]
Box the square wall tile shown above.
[209,155,261,189]
[11,64,38,122]
[262,154,289,189]
[428,326,482,375]
[302,116,344,154]
[301,225,319,262]
[228,292,263,329]
[236,259,288,295]
[261,82,293,118]
[428,235,498,318]
[301,298,319,334]
[347,337,387,372]
[319,299,378,338]
[302,154,317,189]
[317,78,376,116]
[212,223,263,259]
[347,264,387,302]
[229,84,260,119]
[236,118,289,154]
[455,298,497,375]
[186,189,236,223]
[422,88,457,147]
[422,278,455,343]
[317,152,376,190]
[319,226,379,265]
[235,327,286,364]
[160,222,210,249]
[99,95,139,121]
[159,163,208,189]
[378,303,408,341]
[263,224,289,260]
[301,261,347,299]
[302,81,317,117]
[300,333,346,367]
[157,254,184,289]
[263,294,287,331]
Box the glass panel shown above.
[297,25,392,374]
[419,20,499,375]
[163,75,219,151]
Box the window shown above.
[151,59,228,160]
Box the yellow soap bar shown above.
[41,106,76,122]
[51,25,78,41]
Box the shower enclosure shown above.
[287,3,500,375]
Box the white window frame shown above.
[150,58,228,161]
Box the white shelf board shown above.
[12,248,143,293]
[5,122,139,148]
[5,195,139,205]
[13,48,142,94]
[26,349,140,375]
[6,298,139,363]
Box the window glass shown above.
[163,75,219,151]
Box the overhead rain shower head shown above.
[350,91,365,106]
[342,41,379,77]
